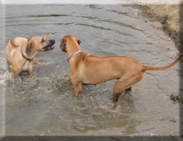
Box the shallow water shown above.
[0,5,180,136]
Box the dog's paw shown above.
[32,59,37,64]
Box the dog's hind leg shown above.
[125,87,132,92]
[112,72,143,102]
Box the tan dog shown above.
[60,35,181,102]
[6,33,55,77]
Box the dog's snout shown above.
[50,40,55,44]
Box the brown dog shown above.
[6,32,55,77]
[60,35,181,102]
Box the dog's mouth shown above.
[43,45,55,51]
[43,40,55,51]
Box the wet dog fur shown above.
[60,35,181,102]
[6,32,55,77]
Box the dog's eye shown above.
[40,39,44,43]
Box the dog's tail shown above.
[10,38,19,48]
[142,55,181,71]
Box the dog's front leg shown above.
[72,80,83,96]
[32,59,37,64]
[28,64,34,75]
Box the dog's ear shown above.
[43,32,50,39]
[26,42,34,56]
[60,39,66,52]
[77,39,81,45]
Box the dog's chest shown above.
[22,62,30,71]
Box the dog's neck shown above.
[21,45,36,62]
[68,50,89,63]
[66,46,79,56]
[67,50,82,62]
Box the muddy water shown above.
[0,5,180,136]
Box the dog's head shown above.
[26,32,55,56]
[60,35,81,53]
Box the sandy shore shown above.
[133,4,182,50]
[132,4,183,103]
[134,4,182,137]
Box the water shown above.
[0,5,180,136]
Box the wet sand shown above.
[133,3,183,138]
[132,4,181,49]
[132,4,183,104]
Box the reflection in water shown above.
[1,5,179,136]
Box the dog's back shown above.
[5,37,27,63]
